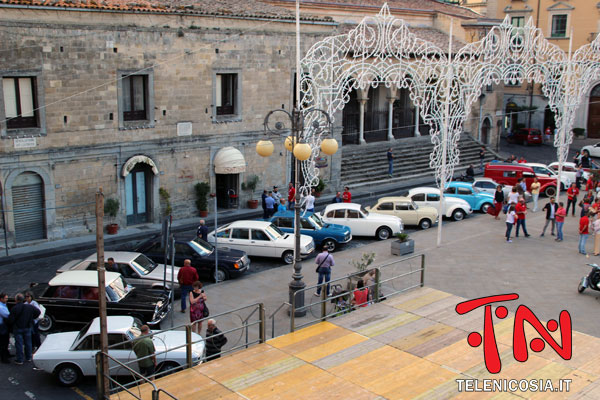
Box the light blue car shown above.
[267,211,352,252]
[444,182,495,213]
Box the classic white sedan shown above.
[33,316,204,386]
[547,161,591,183]
[406,187,473,221]
[523,163,571,189]
[581,142,600,158]
[473,177,532,202]
[319,203,403,240]
[207,220,314,264]
[366,197,438,229]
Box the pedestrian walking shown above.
[515,197,530,237]
[387,148,394,177]
[556,202,567,241]
[581,150,591,168]
[177,259,198,313]
[189,281,207,334]
[579,212,591,255]
[0,293,9,364]
[593,214,600,256]
[264,191,275,218]
[305,188,315,213]
[133,325,156,379]
[205,319,228,361]
[272,186,281,212]
[24,292,42,351]
[288,182,296,209]
[342,187,352,203]
[314,245,334,296]
[541,197,557,237]
[261,190,268,219]
[479,146,485,170]
[530,178,541,212]
[566,183,579,217]
[505,205,516,242]
[331,192,342,203]
[8,293,40,365]
[493,185,504,220]
[197,219,208,242]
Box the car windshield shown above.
[265,224,284,240]
[308,214,323,229]
[190,238,214,256]
[131,254,157,275]
[73,320,93,346]
[360,206,369,216]
[106,276,131,302]
[126,320,142,340]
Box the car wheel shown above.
[37,314,54,333]
[282,251,294,265]
[480,203,493,214]
[419,219,432,230]
[578,281,586,293]
[55,363,82,387]
[452,209,465,221]
[156,361,180,378]
[215,268,228,282]
[544,186,557,197]
[376,227,392,240]
[322,239,337,252]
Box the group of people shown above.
[261,185,287,219]
[0,291,43,365]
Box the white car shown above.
[523,163,571,189]
[207,220,314,264]
[548,161,591,183]
[33,316,204,386]
[473,177,532,202]
[406,187,473,221]
[319,203,403,240]
[57,251,180,292]
[581,143,600,158]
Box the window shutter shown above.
[3,78,17,118]
[18,78,34,117]
[216,74,222,107]
[122,76,132,112]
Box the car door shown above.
[70,333,100,376]
[522,171,536,191]
[426,193,443,214]
[410,192,426,208]
[273,217,294,235]
[373,201,394,217]
[174,242,200,272]
[345,209,366,236]
[45,285,82,325]
[215,228,231,248]
[457,187,476,208]
[299,217,317,241]
[229,228,251,255]
[250,229,277,257]
[324,208,346,226]
[395,201,416,225]
[108,333,136,376]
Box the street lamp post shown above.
[259,107,336,317]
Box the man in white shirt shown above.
[305,189,316,212]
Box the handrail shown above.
[268,302,290,338]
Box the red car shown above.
[508,128,543,146]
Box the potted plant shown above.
[195,182,210,217]
[391,233,414,256]
[241,175,260,209]
[313,178,326,198]
[104,198,120,235]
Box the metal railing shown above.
[290,253,425,332]
[269,301,291,339]
[97,302,265,398]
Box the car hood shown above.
[365,212,402,224]
[120,287,168,307]
[35,332,80,356]
[203,247,246,263]
[321,223,351,234]
[279,234,313,247]
[145,264,180,283]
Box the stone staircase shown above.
[340,134,499,189]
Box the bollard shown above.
[186,324,193,369]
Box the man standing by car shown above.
[288,182,296,209]
[133,325,156,379]
[541,197,557,237]
[579,212,591,255]
[177,260,198,313]
[566,183,579,217]
[205,319,228,361]
[315,245,334,297]
[272,186,281,213]
[0,293,9,364]
[197,219,208,242]
[8,293,40,365]
[265,191,275,218]
[515,197,530,238]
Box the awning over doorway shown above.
[214,147,246,174]
[121,155,159,177]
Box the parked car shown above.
[319,203,403,240]
[134,237,250,282]
[19,271,170,333]
[581,142,600,158]
[523,163,571,188]
[484,163,562,197]
[365,197,438,229]
[268,211,351,252]
[473,177,532,202]
[444,182,495,213]
[548,161,592,182]
[507,128,543,146]
[406,187,473,221]
[207,220,314,265]
[57,251,180,293]
[33,315,204,386]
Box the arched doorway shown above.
[588,84,600,138]
[342,89,360,145]
[213,147,246,209]
[481,117,491,144]
[12,171,46,243]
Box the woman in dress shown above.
[189,281,207,334]
[493,185,504,220]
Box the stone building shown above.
[0,0,337,246]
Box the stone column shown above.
[414,105,421,137]
[387,87,397,141]
[357,88,369,145]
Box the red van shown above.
[484,163,561,197]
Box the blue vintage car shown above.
[444,181,495,213]
[268,211,352,252]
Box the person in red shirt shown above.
[177,259,198,313]
[288,182,296,209]
[515,197,530,237]
[342,186,352,203]
[566,183,579,217]
[555,202,566,241]
[352,279,369,308]
[579,212,591,255]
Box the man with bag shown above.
[314,245,334,297]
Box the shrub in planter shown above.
[241,175,260,209]
[314,178,326,197]
[391,233,414,256]
[104,198,120,235]
[195,182,210,217]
